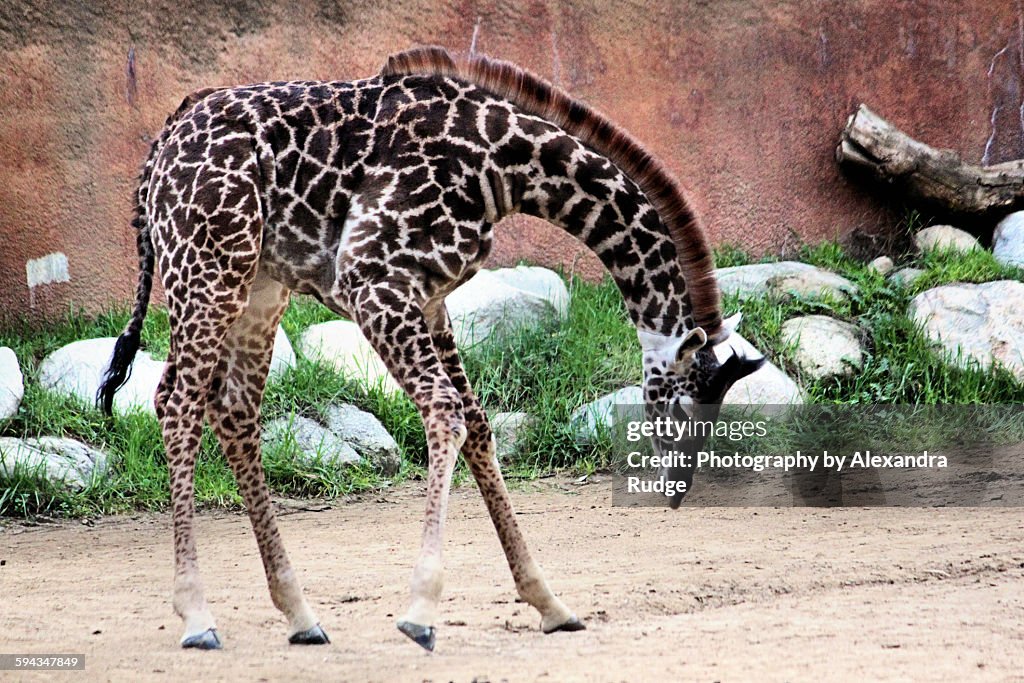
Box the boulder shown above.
[717,333,805,405]
[715,261,856,301]
[0,347,24,420]
[38,337,164,414]
[262,415,362,468]
[323,403,401,475]
[993,212,1024,268]
[269,326,296,379]
[781,315,864,380]
[909,281,1024,381]
[913,225,981,253]
[888,267,926,287]
[298,320,401,394]
[0,437,109,488]
[868,256,894,275]
[489,411,537,462]
[571,386,645,443]
[446,266,569,347]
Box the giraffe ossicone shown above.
[97,45,761,652]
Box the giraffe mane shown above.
[381,45,723,339]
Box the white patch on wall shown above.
[26,252,70,289]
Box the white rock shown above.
[489,411,537,462]
[262,415,362,468]
[571,386,645,443]
[909,281,1024,381]
[993,212,1024,268]
[323,403,401,475]
[781,315,864,380]
[446,266,569,347]
[914,225,981,253]
[38,338,165,414]
[715,261,857,300]
[0,436,109,488]
[888,267,927,287]
[269,326,296,379]
[298,320,401,394]
[868,256,894,275]
[717,333,805,405]
[0,347,24,420]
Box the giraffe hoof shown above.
[397,620,436,651]
[543,616,586,634]
[289,624,331,645]
[181,628,222,650]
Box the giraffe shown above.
[97,45,763,652]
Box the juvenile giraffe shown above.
[98,46,762,652]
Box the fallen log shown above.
[836,104,1024,219]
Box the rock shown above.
[717,333,805,405]
[269,326,296,379]
[0,347,24,420]
[715,261,857,301]
[781,315,863,379]
[262,415,362,468]
[0,437,109,488]
[38,338,165,414]
[909,281,1024,381]
[571,386,645,443]
[446,266,569,347]
[489,411,537,462]
[993,212,1024,268]
[298,321,401,394]
[323,403,401,475]
[888,267,926,287]
[868,256,894,275]
[913,225,981,253]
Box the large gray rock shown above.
[571,386,645,443]
[269,326,297,379]
[489,411,537,462]
[39,338,164,414]
[717,333,805,405]
[0,437,109,488]
[909,281,1024,381]
[715,261,857,301]
[993,212,1024,268]
[0,347,24,420]
[781,315,864,380]
[446,266,569,347]
[262,415,362,468]
[323,403,401,475]
[914,225,981,253]
[298,320,401,395]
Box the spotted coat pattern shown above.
[98,46,759,651]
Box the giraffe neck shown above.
[502,137,694,338]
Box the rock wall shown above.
[1,1,1021,322]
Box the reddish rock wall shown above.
[1,1,1021,323]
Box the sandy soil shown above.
[1,476,1022,682]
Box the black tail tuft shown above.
[96,329,142,416]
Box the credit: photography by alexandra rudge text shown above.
[608,404,1024,507]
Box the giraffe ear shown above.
[674,326,708,364]
[710,312,742,346]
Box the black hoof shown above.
[289,623,331,645]
[181,628,222,650]
[544,616,586,634]
[397,620,436,651]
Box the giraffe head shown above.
[637,312,765,508]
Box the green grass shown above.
[2,240,1023,518]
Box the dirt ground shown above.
[1,476,1022,682]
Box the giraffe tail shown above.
[96,210,154,416]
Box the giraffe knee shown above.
[463,406,494,453]
[424,386,467,450]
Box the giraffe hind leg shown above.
[203,271,328,645]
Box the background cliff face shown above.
[2,1,1021,322]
